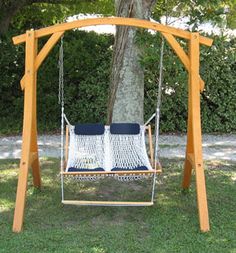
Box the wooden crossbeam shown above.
[12,17,213,46]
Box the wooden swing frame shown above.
[11,17,213,233]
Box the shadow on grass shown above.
[0,158,236,253]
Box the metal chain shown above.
[58,36,64,107]
[154,38,165,168]
[152,12,168,203]
[58,36,65,201]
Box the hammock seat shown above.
[65,123,153,174]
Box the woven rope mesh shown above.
[66,125,152,172]
[66,126,105,170]
[109,126,152,170]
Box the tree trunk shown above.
[107,0,156,124]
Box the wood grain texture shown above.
[62,200,154,206]
[13,30,37,233]
[12,17,213,46]
[183,33,209,232]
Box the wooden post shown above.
[183,33,209,232]
[30,37,41,188]
[12,30,39,232]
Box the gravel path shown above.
[1,134,235,161]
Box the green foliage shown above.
[11,1,114,32]
[138,31,236,133]
[0,30,25,134]
[200,35,236,132]
[36,30,113,132]
[12,3,68,31]
[1,0,114,35]
[0,29,235,135]
[138,31,189,132]
[152,0,236,30]
[0,30,113,134]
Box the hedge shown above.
[139,31,236,133]
[0,29,235,135]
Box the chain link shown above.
[58,36,64,106]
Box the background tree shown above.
[107,0,236,124]
[107,0,156,124]
[0,0,114,35]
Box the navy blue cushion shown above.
[110,123,140,135]
[111,166,148,171]
[74,123,105,135]
[67,167,105,172]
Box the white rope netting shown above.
[66,126,105,170]
[109,126,152,170]
[66,125,152,172]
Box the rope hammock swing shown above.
[11,16,213,232]
[58,34,165,206]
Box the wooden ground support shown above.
[11,17,213,232]
[12,31,39,232]
[182,33,209,232]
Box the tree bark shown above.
[107,0,156,124]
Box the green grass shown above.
[0,158,236,253]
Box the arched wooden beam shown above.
[12,17,213,46]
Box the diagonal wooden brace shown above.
[161,32,205,92]
[20,31,64,90]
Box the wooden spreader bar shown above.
[62,200,154,207]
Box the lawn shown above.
[0,158,236,253]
